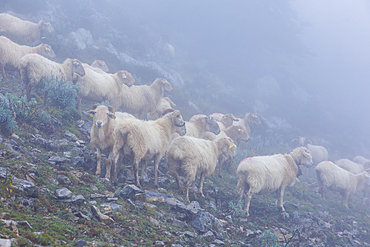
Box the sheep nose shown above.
[96,121,102,128]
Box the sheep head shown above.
[87,105,116,129]
[163,109,186,135]
[220,113,239,128]
[363,172,370,187]
[290,147,313,168]
[245,113,261,125]
[292,136,311,147]
[39,20,54,33]
[71,59,85,77]
[38,44,56,60]
[155,78,172,92]
[117,70,135,86]
[170,110,185,128]
[205,116,221,135]
[91,60,109,72]
[226,125,249,143]
[217,137,237,160]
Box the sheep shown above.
[82,60,109,73]
[0,36,55,79]
[19,53,85,100]
[147,97,176,120]
[315,161,370,208]
[75,68,135,113]
[0,13,54,46]
[110,78,172,118]
[236,147,313,216]
[87,104,135,178]
[185,114,220,138]
[233,113,261,139]
[109,110,185,187]
[166,136,236,202]
[209,113,224,121]
[292,136,328,165]
[87,105,135,178]
[204,125,249,177]
[353,155,370,165]
[335,158,370,175]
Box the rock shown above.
[145,190,168,201]
[64,131,78,142]
[57,175,72,185]
[30,137,47,148]
[91,205,114,225]
[185,201,202,216]
[11,176,35,190]
[171,245,183,247]
[153,240,165,246]
[116,184,144,199]
[17,221,32,230]
[90,194,109,199]
[201,231,215,242]
[0,167,8,179]
[0,212,11,220]
[183,231,198,238]
[149,216,160,226]
[68,28,94,51]
[55,187,73,199]
[166,198,186,209]
[100,202,122,211]
[191,211,223,233]
[135,200,147,214]
[213,239,225,245]
[0,239,11,247]
[48,156,66,164]
[74,212,91,221]
[46,140,60,151]
[72,156,84,165]
[172,219,188,228]
[74,239,87,246]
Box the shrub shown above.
[0,93,40,135]
[43,77,79,109]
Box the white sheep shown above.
[0,13,54,46]
[147,97,176,120]
[75,68,135,113]
[335,158,370,175]
[233,113,261,145]
[110,78,172,118]
[209,113,224,122]
[292,136,328,165]
[82,60,109,73]
[0,36,56,78]
[353,155,370,165]
[185,114,220,138]
[166,136,236,202]
[209,113,239,131]
[109,110,186,186]
[204,125,249,177]
[237,147,313,216]
[19,53,85,100]
[315,161,370,208]
[87,104,135,179]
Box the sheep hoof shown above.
[218,174,223,178]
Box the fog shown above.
[109,0,370,157]
[3,0,369,157]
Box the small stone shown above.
[201,231,215,242]
[153,240,165,246]
[91,205,114,225]
[55,187,73,199]
[183,231,197,238]
[48,156,66,164]
[74,239,87,246]
[0,212,11,220]
[116,184,144,199]
[0,239,11,247]
[64,131,78,141]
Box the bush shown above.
[43,77,79,109]
[0,93,40,135]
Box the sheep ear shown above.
[90,104,98,110]
[107,112,116,119]
[107,105,115,114]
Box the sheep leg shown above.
[153,155,162,187]
[318,185,326,200]
[199,171,206,197]
[277,186,286,212]
[133,161,141,188]
[0,63,6,79]
[77,97,82,114]
[112,155,123,184]
[105,153,112,180]
[342,191,350,209]
[26,83,32,101]
[237,181,246,202]
[96,148,102,176]
[184,179,190,203]
[139,160,146,184]
[244,189,253,216]
[218,159,223,178]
